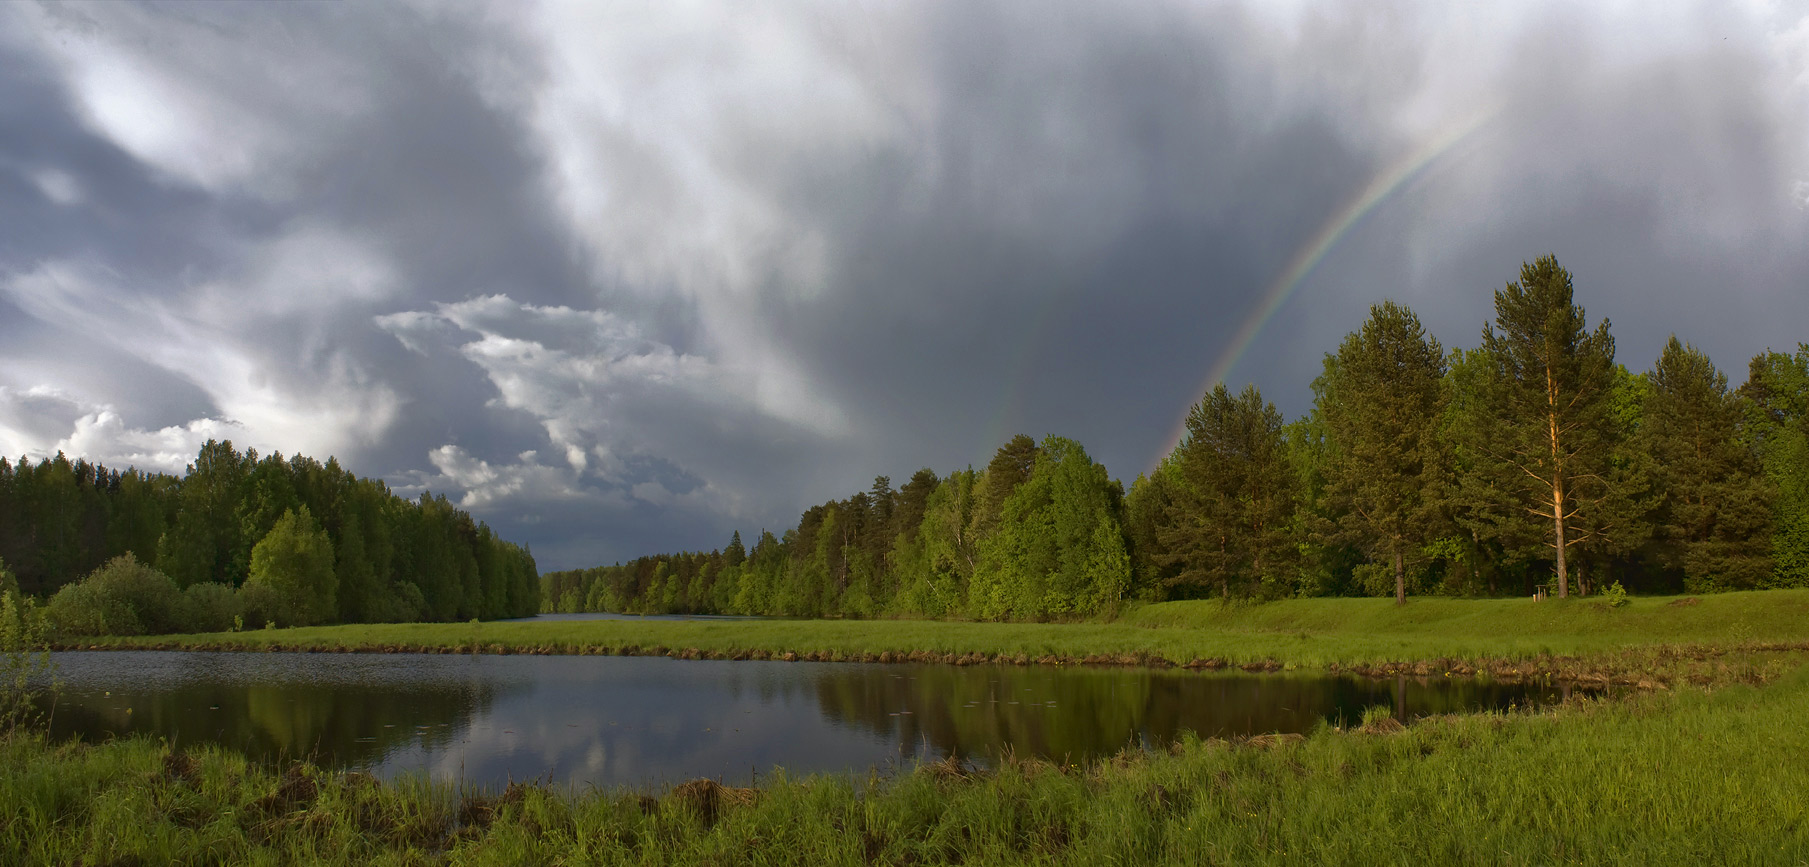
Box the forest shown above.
[0,440,539,634]
[544,256,1809,619]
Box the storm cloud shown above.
[2,1,1805,569]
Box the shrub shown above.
[237,582,290,630]
[0,590,52,731]
[46,554,184,636]
[179,583,242,634]
[1603,581,1631,609]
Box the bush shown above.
[236,582,290,630]
[1,590,52,730]
[1603,581,1631,609]
[178,583,242,634]
[46,554,184,637]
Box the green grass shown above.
[7,664,1809,865]
[72,590,1809,680]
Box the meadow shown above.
[69,590,1809,685]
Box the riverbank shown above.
[64,590,1809,686]
[8,663,1807,865]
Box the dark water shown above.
[39,652,1588,791]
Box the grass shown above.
[7,663,1809,865]
[67,590,1809,684]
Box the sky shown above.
[2,1,1806,571]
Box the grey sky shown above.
[2,1,1805,569]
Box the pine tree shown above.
[1472,257,1619,598]
[1318,301,1447,604]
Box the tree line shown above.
[0,440,539,634]
[545,256,1809,618]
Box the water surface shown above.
[42,651,1586,791]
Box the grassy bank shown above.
[67,590,1809,684]
[7,664,1808,865]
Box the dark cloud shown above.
[2,1,1804,568]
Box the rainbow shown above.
[1149,109,1499,471]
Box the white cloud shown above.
[0,385,246,474]
[57,411,247,475]
[412,445,600,510]
[2,249,400,464]
[376,294,829,516]
[384,294,827,482]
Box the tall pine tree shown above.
[1471,257,1619,598]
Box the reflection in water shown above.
[810,666,1582,763]
[42,652,1591,791]
[42,653,506,769]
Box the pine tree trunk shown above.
[1554,483,1569,598]
[1393,547,1405,605]
[1548,366,1569,599]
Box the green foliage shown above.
[1740,343,1809,588]
[1155,384,1297,599]
[0,440,537,633]
[541,255,1805,616]
[0,589,52,732]
[1317,301,1448,604]
[47,554,184,637]
[1603,580,1630,608]
[970,437,1129,619]
[1122,467,1178,599]
[246,507,337,627]
[178,583,243,634]
[1459,257,1625,597]
[1645,337,1774,589]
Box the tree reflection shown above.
[811,664,1587,764]
[45,675,503,768]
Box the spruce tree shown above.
[1157,384,1295,598]
[1739,345,1809,587]
[724,530,747,569]
[1319,301,1447,604]
[1644,338,1774,588]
